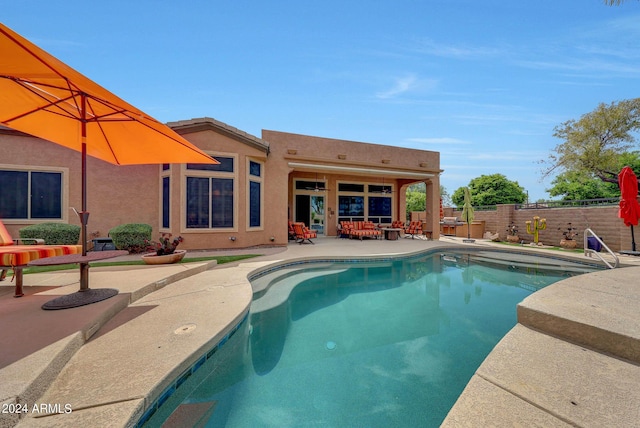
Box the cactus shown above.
[525,216,546,244]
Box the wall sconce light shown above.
[287,149,297,155]
[229,236,236,241]
[270,236,275,242]
[338,154,346,160]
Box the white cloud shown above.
[409,38,506,60]
[375,74,437,99]
[406,137,471,145]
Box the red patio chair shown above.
[288,221,297,241]
[293,222,317,244]
[405,221,424,239]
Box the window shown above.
[249,181,261,227]
[0,169,63,219]
[339,183,364,193]
[337,180,394,223]
[187,157,234,172]
[248,160,263,229]
[368,196,392,224]
[161,176,170,228]
[338,196,364,217]
[185,156,235,229]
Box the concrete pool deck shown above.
[0,236,639,427]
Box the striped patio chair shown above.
[0,219,83,297]
[293,222,317,244]
[404,221,424,239]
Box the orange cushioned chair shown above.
[404,221,424,239]
[293,222,317,244]
[0,219,82,297]
[391,220,405,229]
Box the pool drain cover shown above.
[325,341,337,350]
[175,324,197,335]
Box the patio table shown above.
[29,250,128,310]
[382,228,402,241]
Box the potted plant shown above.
[558,223,578,249]
[141,233,186,264]
[506,222,520,243]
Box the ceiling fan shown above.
[305,173,330,192]
[370,177,394,194]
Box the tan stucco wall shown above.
[172,128,272,249]
[263,130,441,238]
[0,131,158,243]
[446,204,629,252]
[1,122,442,250]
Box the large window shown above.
[185,156,235,229]
[248,160,263,229]
[337,180,393,223]
[338,196,364,219]
[0,169,63,219]
[161,176,170,229]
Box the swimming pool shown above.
[140,249,603,427]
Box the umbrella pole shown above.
[632,225,637,252]
[79,94,90,291]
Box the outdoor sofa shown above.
[339,221,382,240]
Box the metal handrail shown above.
[584,228,619,269]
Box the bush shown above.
[108,223,152,253]
[19,223,81,245]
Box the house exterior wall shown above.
[170,127,271,249]
[0,130,158,243]
[0,120,442,249]
[263,130,441,238]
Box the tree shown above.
[406,189,426,215]
[547,170,619,200]
[546,152,640,199]
[452,174,526,207]
[604,0,638,5]
[405,183,451,212]
[542,98,640,184]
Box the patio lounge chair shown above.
[288,221,297,241]
[391,220,405,229]
[293,222,317,244]
[404,221,424,239]
[0,219,82,297]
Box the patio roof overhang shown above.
[287,162,434,180]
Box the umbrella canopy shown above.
[618,166,640,227]
[0,23,217,306]
[618,166,640,253]
[0,23,215,165]
[461,187,474,239]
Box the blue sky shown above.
[4,1,640,202]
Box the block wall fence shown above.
[441,204,634,253]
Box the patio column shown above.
[425,176,440,239]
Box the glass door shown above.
[310,195,325,235]
[295,194,325,236]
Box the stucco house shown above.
[0,117,441,250]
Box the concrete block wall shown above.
[447,204,632,252]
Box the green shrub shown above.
[108,223,152,253]
[19,223,81,245]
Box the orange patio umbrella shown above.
[0,22,217,307]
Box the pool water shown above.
[143,250,601,427]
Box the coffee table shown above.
[382,228,402,240]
